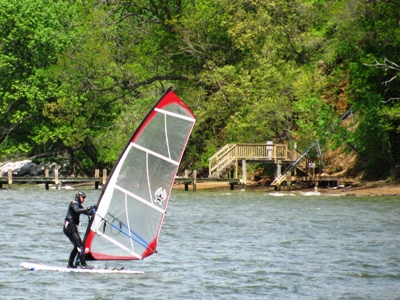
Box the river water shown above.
[1,186,399,299]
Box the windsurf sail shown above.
[83,89,195,260]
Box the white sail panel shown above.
[83,89,195,260]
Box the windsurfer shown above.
[63,191,95,269]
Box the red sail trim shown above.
[131,89,195,144]
[84,229,144,261]
[140,238,158,259]
[84,230,95,253]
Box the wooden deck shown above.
[209,143,296,180]
[207,143,345,189]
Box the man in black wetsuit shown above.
[63,191,95,269]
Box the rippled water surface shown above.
[1,186,400,299]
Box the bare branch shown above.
[364,57,400,72]
[383,97,400,103]
[364,57,400,102]
[383,74,400,86]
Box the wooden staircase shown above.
[271,141,322,186]
[208,144,237,177]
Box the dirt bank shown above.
[173,180,400,196]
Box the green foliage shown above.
[1,0,400,179]
[0,0,78,158]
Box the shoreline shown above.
[173,181,400,196]
[2,180,399,197]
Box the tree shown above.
[2,0,400,181]
[39,0,197,174]
[347,0,400,180]
[0,0,77,158]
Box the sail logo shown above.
[155,187,167,205]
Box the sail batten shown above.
[83,89,195,261]
[164,114,171,160]
[132,143,180,166]
[155,108,196,122]
[114,184,166,213]
[146,152,153,203]
[97,233,143,259]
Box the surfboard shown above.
[20,262,143,274]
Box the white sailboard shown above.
[83,88,195,261]
[21,89,195,272]
[20,262,143,274]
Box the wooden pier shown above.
[0,169,108,190]
[175,170,242,191]
[0,168,242,191]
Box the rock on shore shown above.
[0,160,63,177]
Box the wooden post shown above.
[312,166,315,188]
[55,169,59,189]
[235,159,239,179]
[266,141,273,159]
[45,169,49,190]
[95,169,100,189]
[192,170,197,191]
[102,169,107,186]
[275,160,282,191]
[286,171,292,191]
[242,160,247,185]
[8,169,12,189]
[276,160,282,177]
[184,169,190,191]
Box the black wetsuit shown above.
[63,200,91,267]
